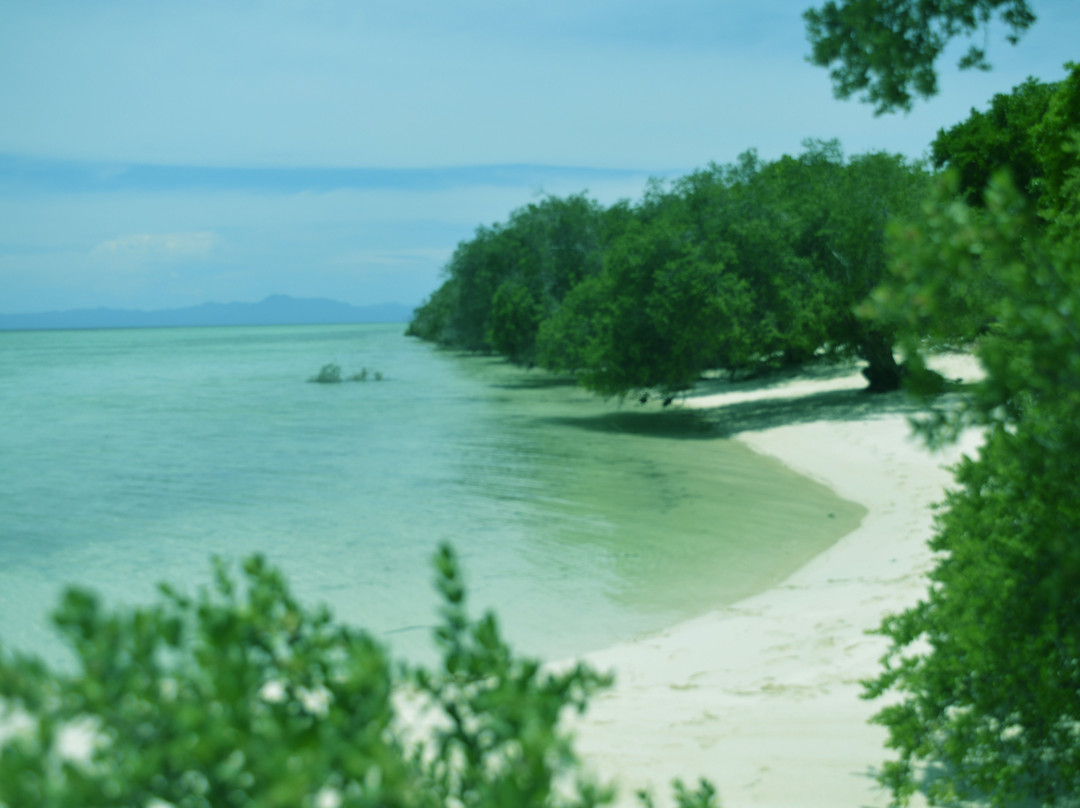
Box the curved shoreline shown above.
[568,355,983,807]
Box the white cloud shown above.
[93,231,221,258]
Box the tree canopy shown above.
[411,143,929,396]
[804,0,1037,113]
[930,74,1060,205]
[406,193,613,366]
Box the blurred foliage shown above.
[861,63,1080,807]
[0,546,719,808]
[804,0,1036,113]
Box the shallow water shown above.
[0,324,864,665]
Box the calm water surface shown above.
[0,324,863,665]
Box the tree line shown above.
[408,142,930,395]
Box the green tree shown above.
[411,138,928,396]
[490,279,543,364]
[805,0,1037,113]
[809,1,1080,802]
[673,152,830,368]
[538,211,752,397]
[407,194,612,365]
[865,169,1080,807]
[442,224,513,352]
[486,194,610,366]
[930,75,1059,205]
[406,278,459,345]
[531,142,929,397]
[802,147,931,390]
[1031,61,1080,216]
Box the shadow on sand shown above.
[693,358,864,396]
[696,386,924,437]
[541,361,943,441]
[543,387,924,440]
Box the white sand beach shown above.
[570,355,984,808]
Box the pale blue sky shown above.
[1,0,1077,314]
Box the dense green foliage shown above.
[820,2,1080,799]
[0,547,719,808]
[406,194,614,366]
[411,144,929,396]
[539,144,931,394]
[804,0,1037,113]
[930,74,1060,205]
[866,163,1080,805]
[536,185,753,396]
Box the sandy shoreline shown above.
[568,355,984,807]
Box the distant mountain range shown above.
[0,295,414,331]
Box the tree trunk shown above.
[860,331,904,392]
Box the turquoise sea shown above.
[0,323,863,665]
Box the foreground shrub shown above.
[864,168,1080,806]
[0,546,718,808]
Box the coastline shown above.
[568,355,984,807]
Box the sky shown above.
[1,0,1077,315]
